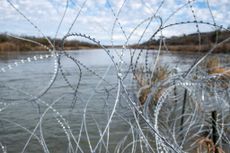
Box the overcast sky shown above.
[0,0,229,44]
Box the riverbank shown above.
[0,34,100,52]
[131,43,230,53]
[1,30,230,53]
[131,30,230,53]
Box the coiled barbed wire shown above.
[0,0,230,153]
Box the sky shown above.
[0,0,229,45]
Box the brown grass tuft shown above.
[136,65,170,105]
[197,137,225,153]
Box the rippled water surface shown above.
[0,49,228,152]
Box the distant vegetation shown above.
[0,34,100,52]
[1,30,230,53]
[132,30,230,53]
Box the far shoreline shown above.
[1,29,230,54]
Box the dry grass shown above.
[134,66,148,87]
[204,56,230,89]
[137,85,151,105]
[196,137,225,153]
[0,42,17,52]
[151,65,170,84]
[204,56,230,77]
[206,56,221,73]
[136,65,170,105]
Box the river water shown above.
[0,49,229,152]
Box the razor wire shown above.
[0,0,230,153]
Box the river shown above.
[0,49,229,152]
